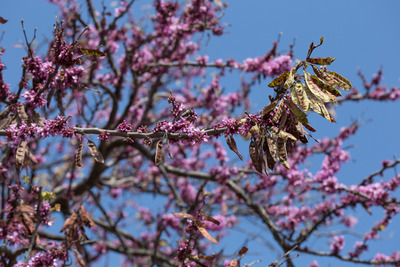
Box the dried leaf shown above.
[60,213,77,232]
[87,140,104,163]
[17,103,28,122]
[197,226,219,245]
[172,213,194,219]
[226,135,243,160]
[205,216,220,225]
[155,140,163,166]
[238,246,249,256]
[16,140,26,166]
[307,57,335,65]
[249,140,263,173]
[268,71,289,88]
[76,142,83,167]
[0,17,7,24]
[80,48,105,57]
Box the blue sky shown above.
[1,0,400,266]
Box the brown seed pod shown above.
[249,140,263,173]
[225,135,243,160]
[87,140,104,163]
[76,142,83,167]
[16,140,27,166]
[155,140,164,166]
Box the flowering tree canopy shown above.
[1,1,400,266]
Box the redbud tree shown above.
[0,1,400,267]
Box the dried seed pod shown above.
[16,140,27,166]
[76,142,83,167]
[306,57,335,65]
[155,140,164,166]
[87,140,104,163]
[249,140,263,173]
[17,103,28,122]
[0,106,10,121]
[263,135,276,170]
[277,138,290,169]
[225,135,243,160]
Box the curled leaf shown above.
[87,140,104,163]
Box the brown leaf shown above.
[0,17,8,24]
[87,140,104,163]
[172,212,194,219]
[225,135,243,160]
[60,213,77,232]
[197,226,219,245]
[204,216,220,225]
[155,140,163,166]
[80,206,96,228]
[76,142,83,167]
[16,140,26,166]
[238,246,249,256]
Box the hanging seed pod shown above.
[249,140,263,173]
[16,140,27,166]
[87,140,104,163]
[225,135,243,160]
[17,103,29,122]
[263,135,276,170]
[155,140,164,166]
[277,138,290,169]
[75,142,83,167]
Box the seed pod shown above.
[249,140,263,173]
[262,135,276,170]
[268,71,290,88]
[16,140,27,166]
[87,140,104,163]
[225,135,243,160]
[75,142,83,167]
[17,103,28,122]
[306,57,335,65]
[155,140,164,166]
[277,138,290,169]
